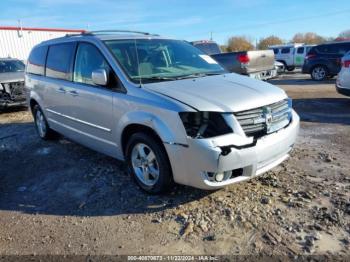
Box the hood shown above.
[144,73,287,112]
[0,72,25,83]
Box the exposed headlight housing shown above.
[179,112,234,138]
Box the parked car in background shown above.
[0,58,26,110]
[270,44,315,71]
[26,31,299,193]
[302,41,350,81]
[191,40,277,80]
[336,51,350,96]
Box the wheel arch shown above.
[121,124,164,156]
[117,111,187,157]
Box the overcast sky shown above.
[0,0,349,44]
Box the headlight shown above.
[179,112,234,138]
[0,83,3,91]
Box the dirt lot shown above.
[0,72,350,258]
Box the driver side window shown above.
[74,42,111,85]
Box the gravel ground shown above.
[0,72,349,258]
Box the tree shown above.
[226,36,254,52]
[220,45,228,52]
[291,32,326,45]
[257,36,283,50]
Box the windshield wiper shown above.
[132,76,177,83]
[175,72,224,80]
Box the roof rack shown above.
[84,30,158,36]
[65,30,159,38]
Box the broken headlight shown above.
[179,112,234,138]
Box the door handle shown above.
[68,90,79,96]
[57,87,66,93]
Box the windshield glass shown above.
[0,60,25,73]
[104,39,226,83]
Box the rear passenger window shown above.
[281,48,290,54]
[73,43,111,86]
[297,47,304,54]
[46,43,75,81]
[27,46,48,75]
[336,43,350,55]
[317,45,332,54]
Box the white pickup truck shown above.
[270,44,315,71]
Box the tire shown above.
[311,65,328,81]
[126,132,173,194]
[287,66,295,71]
[33,104,56,140]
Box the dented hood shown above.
[0,72,25,83]
[144,73,287,112]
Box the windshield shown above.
[104,39,226,83]
[0,60,25,73]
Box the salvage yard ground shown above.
[0,72,350,256]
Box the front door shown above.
[294,46,305,66]
[66,42,118,155]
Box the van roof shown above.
[38,30,170,46]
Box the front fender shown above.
[116,110,188,149]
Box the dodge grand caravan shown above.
[26,31,299,193]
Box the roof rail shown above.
[83,30,158,36]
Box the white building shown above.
[0,26,84,61]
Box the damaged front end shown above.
[165,100,298,189]
[0,81,26,109]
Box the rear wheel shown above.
[33,104,56,140]
[311,65,328,81]
[126,132,173,194]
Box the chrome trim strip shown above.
[46,109,111,132]
[163,141,189,148]
[48,118,117,147]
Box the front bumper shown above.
[248,69,278,80]
[0,98,27,108]
[336,84,350,96]
[165,110,300,190]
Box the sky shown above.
[0,0,349,44]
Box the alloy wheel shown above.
[131,143,160,186]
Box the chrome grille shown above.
[235,99,292,138]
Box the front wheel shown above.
[126,133,173,194]
[311,66,328,81]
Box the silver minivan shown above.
[26,31,299,193]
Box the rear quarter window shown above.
[27,46,48,75]
[46,43,76,81]
[273,48,279,54]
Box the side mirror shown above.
[92,69,108,86]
